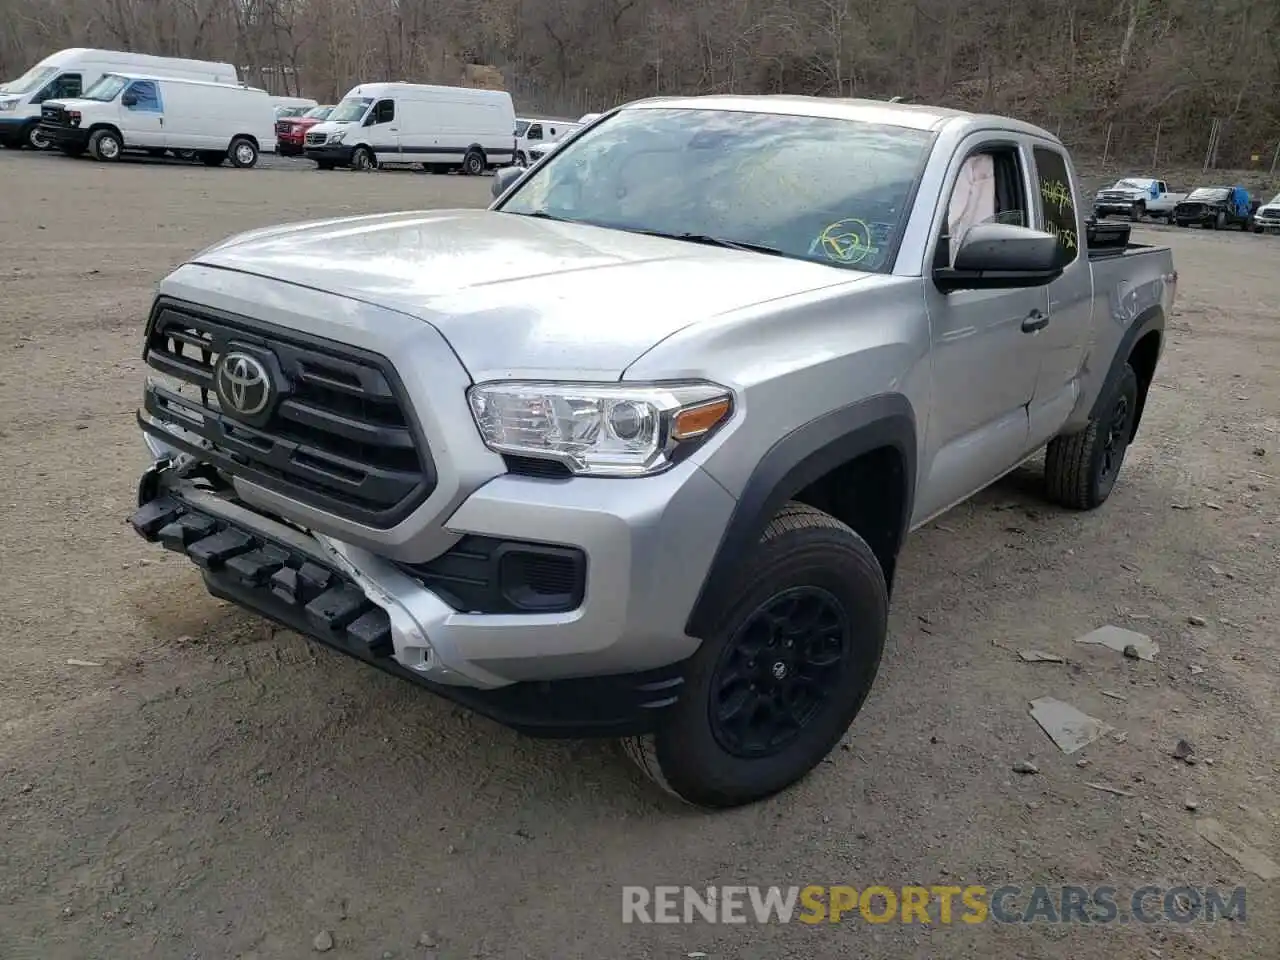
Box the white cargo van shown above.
[514,117,580,166]
[0,48,237,150]
[38,73,276,167]
[304,82,515,173]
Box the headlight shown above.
[467,381,734,477]
[0,99,16,112]
[329,131,345,143]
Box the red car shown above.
[276,104,334,156]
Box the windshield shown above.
[328,96,372,123]
[1267,193,1280,206]
[516,120,530,136]
[81,74,129,102]
[276,105,309,118]
[0,64,56,95]
[1187,187,1229,201]
[303,105,332,120]
[497,106,935,274]
[1115,179,1151,190]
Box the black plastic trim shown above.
[685,394,917,639]
[129,485,682,738]
[1086,304,1164,423]
[398,536,586,614]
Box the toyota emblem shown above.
[215,352,272,417]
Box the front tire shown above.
[229,136,258,168]
[1130,201,1146,221]
[623,502,887,808]
[1044,363,1139,510]
[351,146,375,172]
[88,129,122,162]
[25,122,50,150]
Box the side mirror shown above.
[934,222,1064,292]
[121,93,138,107]
[491,165,524,200]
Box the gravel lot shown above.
[1,149,1277,959]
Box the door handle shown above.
[1021,309,1049,333]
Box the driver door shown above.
[915,136,1049,521]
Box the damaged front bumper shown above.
[129,458,687,739]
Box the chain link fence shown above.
[1051,118,1280,184]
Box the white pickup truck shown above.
[1093,178,1185,222]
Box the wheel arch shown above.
[231,133,260,150]
[685,393,917,639]
[1088,303,1165,442]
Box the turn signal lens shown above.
[672,397,732,440]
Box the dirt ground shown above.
[0,150,1276,960]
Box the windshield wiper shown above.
[623,229,788,258]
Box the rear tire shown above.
[622,502,887,808]
[229,136,258,168]
[462,148,486,175]
[1044,363,1139,510]
[88,129,122,162]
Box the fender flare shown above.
[684,393,917,639]
[1088,303,1165,424]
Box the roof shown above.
[97,71,258,91]
[621,94,1057,140]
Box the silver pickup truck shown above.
[129,96,1177,809]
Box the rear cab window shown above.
[1032,146,1080,266]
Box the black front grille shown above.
[275,120,291,135]
[1177,204,1205,218]
[306,131,326,147]
[141,297,435,528]
[400,536,586,614]
[41,104,68,125]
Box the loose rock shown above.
[312,931,334,952]
[1012,760,1040,774]
[1184,795,1199,811]
[1187,615,1207,627]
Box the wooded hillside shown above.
[2,0,1277,169]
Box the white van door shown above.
[121,79,166,148]
[364,98,399,163]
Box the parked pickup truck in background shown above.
[1252,192,1280,234]
[1173,185,1259,230]
[128,95,1176,809]
[1093,177,1185,222]
[275,103,333,157]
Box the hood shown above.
[192,208,868,380]
[306,119,354,137]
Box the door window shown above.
[124,80,162,112]
[1032,146,1080,266]
[33,72,82,103]
[526,123,543,140]
[939,146,1028,267]
[372,99,395,124]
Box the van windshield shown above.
[82,74,130,102]
[516,120,530,136]
[0,64,56,95]
[498,106,935,274]
[329,97,373,123]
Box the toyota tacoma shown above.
[129,95,1176,808]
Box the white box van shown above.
[514,117,580,166]
[0,48,237,150]
[38,73,276,167]
[304,82,515,173]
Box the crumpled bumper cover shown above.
[127,488,686,738]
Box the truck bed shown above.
[1084,218,1167,261]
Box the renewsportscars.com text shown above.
[622,884,1247,925]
